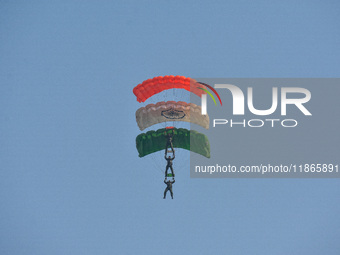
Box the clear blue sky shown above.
[1,1,339,254]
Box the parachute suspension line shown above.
[166,88,170,129]
[164,88,170,130]
[178,85,188,130]
[149,151,166,175]
[172,83,175,128]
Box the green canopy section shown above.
[136,128,210,158]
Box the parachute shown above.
[136,127,210,158]
[133,75,207,103]
[133,75,212,186]
[136,101,209,131]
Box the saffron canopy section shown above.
[133,75,207,103]
[136,127,210,158]
[136,101,209,131]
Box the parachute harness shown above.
[164,129,175,179]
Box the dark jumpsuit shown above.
[164,179,175,199]
[165,135,174,154]
[165,155,175,177]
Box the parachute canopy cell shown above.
[136,127,210,158]
[136,101,209,130]
[133,75,207,103]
